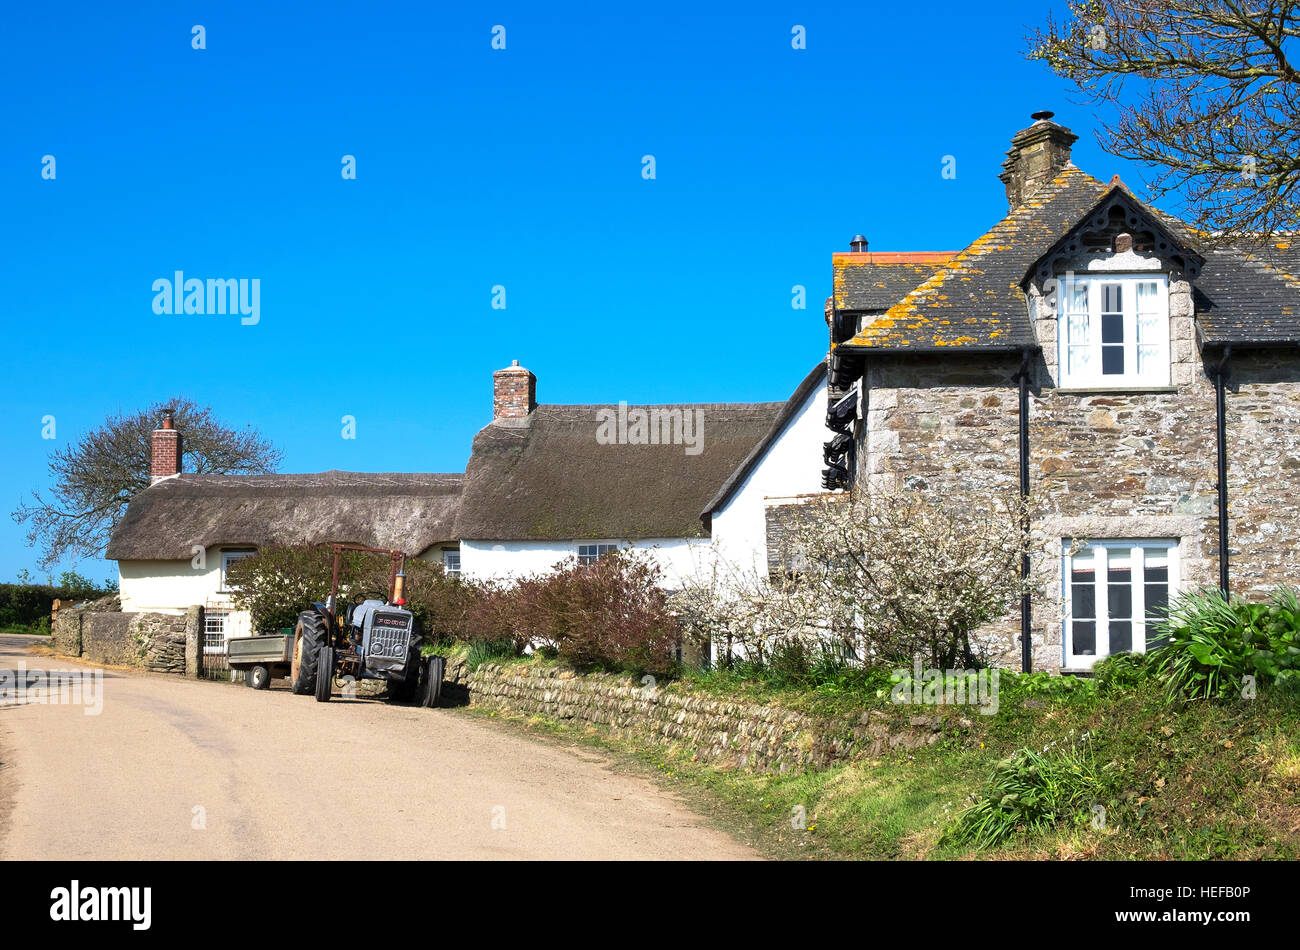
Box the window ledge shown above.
[1052,386,1178,395]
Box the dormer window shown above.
[1058,274,1170,388]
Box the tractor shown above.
[288,543,445,707]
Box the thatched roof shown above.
[455,403,783,542]
[107,472,462,560]
[701,361,828,523]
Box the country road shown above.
[0,634,757,860]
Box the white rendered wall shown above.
[459,537,714,588]
[708,381,828,580]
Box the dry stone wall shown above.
[458,661,960,774]
[52,600,200,675]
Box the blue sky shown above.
[1,0,1142,582]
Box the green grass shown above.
[456,651,1300,860]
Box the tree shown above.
[1028,1,1300,239]
[13,397,281,569]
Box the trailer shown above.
[227,630,293,690]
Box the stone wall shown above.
[459,661,959,774]
[52,600,201,675]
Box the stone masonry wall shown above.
[460,661,959,774]
[52,601,200,675]
[850,249,1300,671]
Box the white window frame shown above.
[204,609,230,655]
[576,541,620,566]
[1057,273,1170,388]
[1062,539,1180,670]
[442,547,461,577]
[219,548,256,592]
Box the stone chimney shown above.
[150,408,182,484]
[999,111,1078,209]
[493,360,536,421]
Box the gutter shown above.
[1213,345,1232,595]
[1015,348,1033,673]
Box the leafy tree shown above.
[1028,1,1300,239]
[12,397,281,569]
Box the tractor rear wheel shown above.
[290,611,326,695]
[419,655,446,708]
[314,646,335,702]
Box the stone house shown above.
[824,113,1300,672]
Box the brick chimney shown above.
[150,409,182,484]
[999,111,1078,209]
[493,360,536,421]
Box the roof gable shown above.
[701,361,828,521]
[842,165,1112,350]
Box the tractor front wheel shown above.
[314,646,335,702]
[419,655,446,709]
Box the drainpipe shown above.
[1214,346,1232,596]
[1017,349,1033,673]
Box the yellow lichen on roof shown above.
[843,165,1111,349]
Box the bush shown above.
[944,734,1106,849]
[0,574,116,630]
[227,545,473,638]
[1149,586,1300,702]
[1093,651,1155,692]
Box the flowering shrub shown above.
[677,486,1044,670]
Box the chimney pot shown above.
[151,411,183,484]
[850,235,869,253]
[493,361,537,421]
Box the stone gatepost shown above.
[184,605,204,678]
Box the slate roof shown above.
[454,403,783,542]
[701,361,828,523]
[832,253,954,312]
[833,165,1300,352]
[107,472,463,560]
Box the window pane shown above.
[1110,620,1133,653]
[1069,345,1092,375]
[1136,281,1159,313]
[1137,344,1160,376]
[1145,559,1170,647]
[1102,345,1125,375]
[1071,554,1096,619]
[1068,282,1088,315]
[1073,621,1096,655]
[1067,311,1090,345]
[1101,313,1125,344]
[1102,283,1123,313]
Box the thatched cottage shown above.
[451,361,790,585]
[824,112,1300,672]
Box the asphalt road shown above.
[0,634,756,860]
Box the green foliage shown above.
[226,545,471,637]
[1093,651,1155,692]
[0,575,116,631]
[464,638,517,671]
[943,735,1106,849]
[1000,670,1097,702]
[1149,586,1300,703]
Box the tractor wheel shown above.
[314,646,335,702]
[386,644,422,703]
[419,655,446,709]
[290,611,326,695]
[246,665,272,690]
